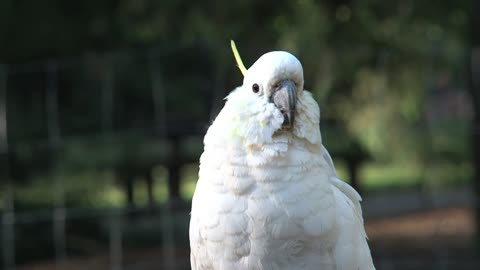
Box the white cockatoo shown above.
[189,42,375,270]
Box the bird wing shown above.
[189,176,215,270]
[322,146,375,270]
[330,179,375,270]
[321,145,338,177]
[322,145,363,220]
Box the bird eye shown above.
[252,83,260,94]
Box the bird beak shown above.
[270,79,297,129]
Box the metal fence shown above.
[0,47,478,270]
[0,47,218,269]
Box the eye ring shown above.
[252,83,260,93]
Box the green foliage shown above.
[0,0,473,204]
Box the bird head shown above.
[206,43,321,148]
[243,51,304,129]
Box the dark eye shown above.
[252,83,260,93]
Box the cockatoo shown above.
[189,42,375,270]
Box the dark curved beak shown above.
[270,79,297,129]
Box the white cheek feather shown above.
[293,91,322,145]
[204,87,284,148]
[205,88,322,147]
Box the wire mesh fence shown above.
[0,46,478,270]
[0,46,216,270]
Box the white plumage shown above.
[189,50,375,270]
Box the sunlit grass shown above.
[3,160,472,211]
[336,160,472,193]
[102,164,197,207]
[179,160,473,200]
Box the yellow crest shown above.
[230,40,247,76]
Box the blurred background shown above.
[0,0,478,269]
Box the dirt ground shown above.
[367,207,478,270]
[17,207,479,270]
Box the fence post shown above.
[149,50,167,134]
[46,60,67,265]
[1,64,15,270]
[109,211,123,270]
[149,51,177,269]
[162,208,176,269]
[102,55,114,133]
